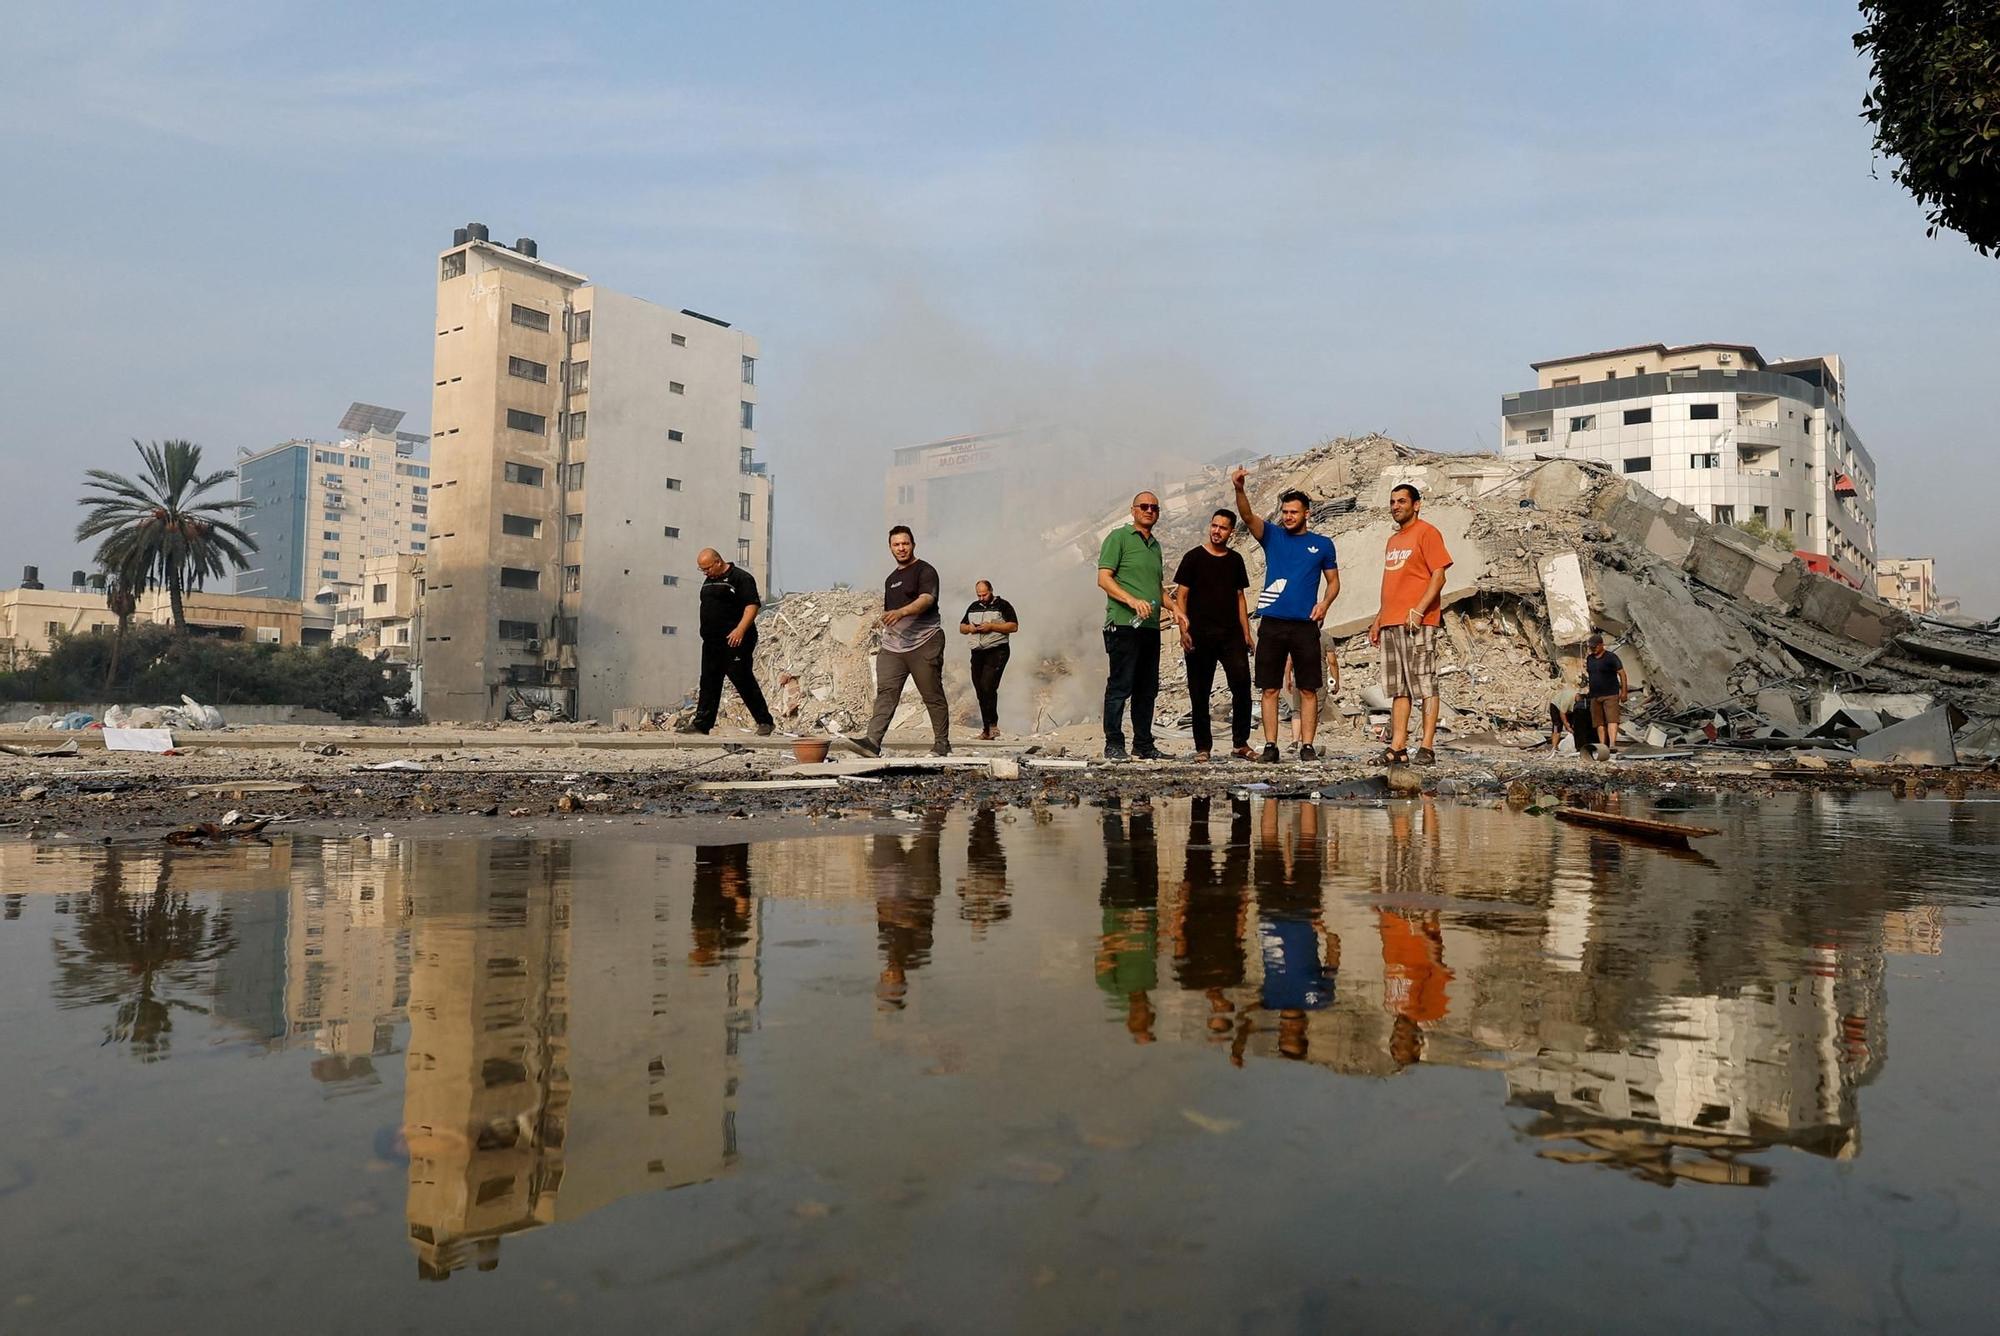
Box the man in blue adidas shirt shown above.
[1231,466,1340,762]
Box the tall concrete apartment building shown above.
[1500,343,1878,584]
[235,403,434,601]
[424,225,772,722]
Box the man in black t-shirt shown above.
[957,579,1020,739]
[852,525,951,757]
[1584,631,1629,757]
[1168,508,1255,761]
[679,548,776,735]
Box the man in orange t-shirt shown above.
[1370,483,1452,763]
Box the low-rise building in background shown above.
[236,403,433,603]
[1875,556,1938,616]
[1,564,307,669]
[1500,343,1878,585]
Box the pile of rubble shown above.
[732,433,1999,763]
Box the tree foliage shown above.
[76,440,258,631]
[1855,1,2000,255]
[0,624,410,718]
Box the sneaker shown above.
[1134,747,1173,761]
[930,743,952,757]
[754,722,775,737]
[1298,743,1318,762]
[1260,743,1281,763]
[1103,746,1131,763]
[674,721,710,735]
[842,737,882,758]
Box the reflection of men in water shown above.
[1096,799,1161,1043]
[957,806,1012,936]
[1254,802,1338,1060]
[1174,795,1251,1037]
[1378,798,1452,1065]
[689,843,753,966]
[872,809,945,1008]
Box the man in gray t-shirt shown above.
[851,525,951,757]
[958,580,1020,738]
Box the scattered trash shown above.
[103,728,175,753]
[1,739,79,758]
[359,760,427,773]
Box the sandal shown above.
[1380,747,1409,765]
[1414,747,1436,766]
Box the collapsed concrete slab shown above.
[1321,504,1491,638]
[1622,583,1763,712]
[1538,552,1591,646]
[1854,708,1958,766]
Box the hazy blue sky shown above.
[4,1,1995,611]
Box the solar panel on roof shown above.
[338,402,406,436]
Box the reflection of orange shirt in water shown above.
[1378,911,1451,1023]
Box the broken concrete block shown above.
[1538,552,1592,646]
[1320,504,1492,637]
[1854,708,1958,766]
[1623,584,1763,712]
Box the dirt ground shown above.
[3,721,1990,843]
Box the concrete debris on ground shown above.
[742,432,2000,760]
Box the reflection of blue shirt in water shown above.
[1259,917,1333,1010]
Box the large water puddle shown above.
[1,793,1995,1331]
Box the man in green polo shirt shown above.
[1096,490,1170,760]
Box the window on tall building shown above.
[669,381,685,395]
[1551,376,1579,387]
[372,584,388,604]
[1713,505,1736,525]
[1622,408,1651,425]
[565,411,586,440]
[662,574,680,586]
[1690,403,1719,420]
[562,463,584,489]
[1785,509,1796,532]
[568,360,589,393]
[739,493,753,521]
[498,620,538,641]
[508,356,548,383]
[324,510,342,522]
[1753,505,1770,523]
[741,446,754,473]
[740,401,755,429]
[411,523,426,533]
[1622,457,1651,473]
[661,625,678,635]
[501,514,540,538]
[1568,415,1594,431]
[665,477,682,491]
[1691,454,1719,469]
[506,409,546,434]
[742,356,756,385]
[563,565,581,592]
[322,530,340,540]
[667,429,684,442]
[511,304,550,331]
[322,549,339,560]
[663,526,681,538]
[411,541,426,552]
[320,568,340,580]
[503,462,544,486]
[670,333,685,347]
[737,537,752,560]
[569,309,591,342]
[499,567,540,590]
[441,252,467,281]
[564,513,583,541]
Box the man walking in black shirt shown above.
[851,525,951,757]
[957,579,1019,739]
[679,547,776,736]
[1584,631,1629,758]
[1169,508,1255,761]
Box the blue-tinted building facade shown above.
[236,444,309,600]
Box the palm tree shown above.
[76,440,258,632]
[101,559,147,689]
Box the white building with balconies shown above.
[1500,343,1876,584]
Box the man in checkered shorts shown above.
[1370,483,1453,765]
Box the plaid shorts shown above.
[1380,624,1438,699]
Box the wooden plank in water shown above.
[1553,806,1719,847]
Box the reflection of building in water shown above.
[400,841,756,1279]
[286,838,410,1066]
[1881,905,1943,957]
